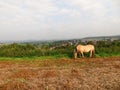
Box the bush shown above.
[0,40,120,58]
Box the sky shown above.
[0,0,120,41]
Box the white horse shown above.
[74,44,95,59]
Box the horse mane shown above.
[74,44,81,52]
[74,45,78,53]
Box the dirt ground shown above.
[0,57,120,90]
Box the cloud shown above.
[0,0,120,41]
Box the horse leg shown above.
[78,53,81,58]
[90,50,92,57]
[81,52,84,58]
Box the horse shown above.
[74,44,95,59]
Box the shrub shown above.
[0,40,120,58]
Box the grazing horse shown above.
[74,44,95,59]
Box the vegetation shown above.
[95,40,120,57]
[0,40,120,59]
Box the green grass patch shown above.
[0,54,70,61]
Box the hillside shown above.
[81,35,120,42]
[1,35,120,44]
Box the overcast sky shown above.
[0,0,120,41]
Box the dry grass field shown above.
[0,57,120,90]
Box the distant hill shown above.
[1,35,120,44]
[81,35,120,42]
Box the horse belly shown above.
[84,49,90,52]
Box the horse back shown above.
[76,44,94,52]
